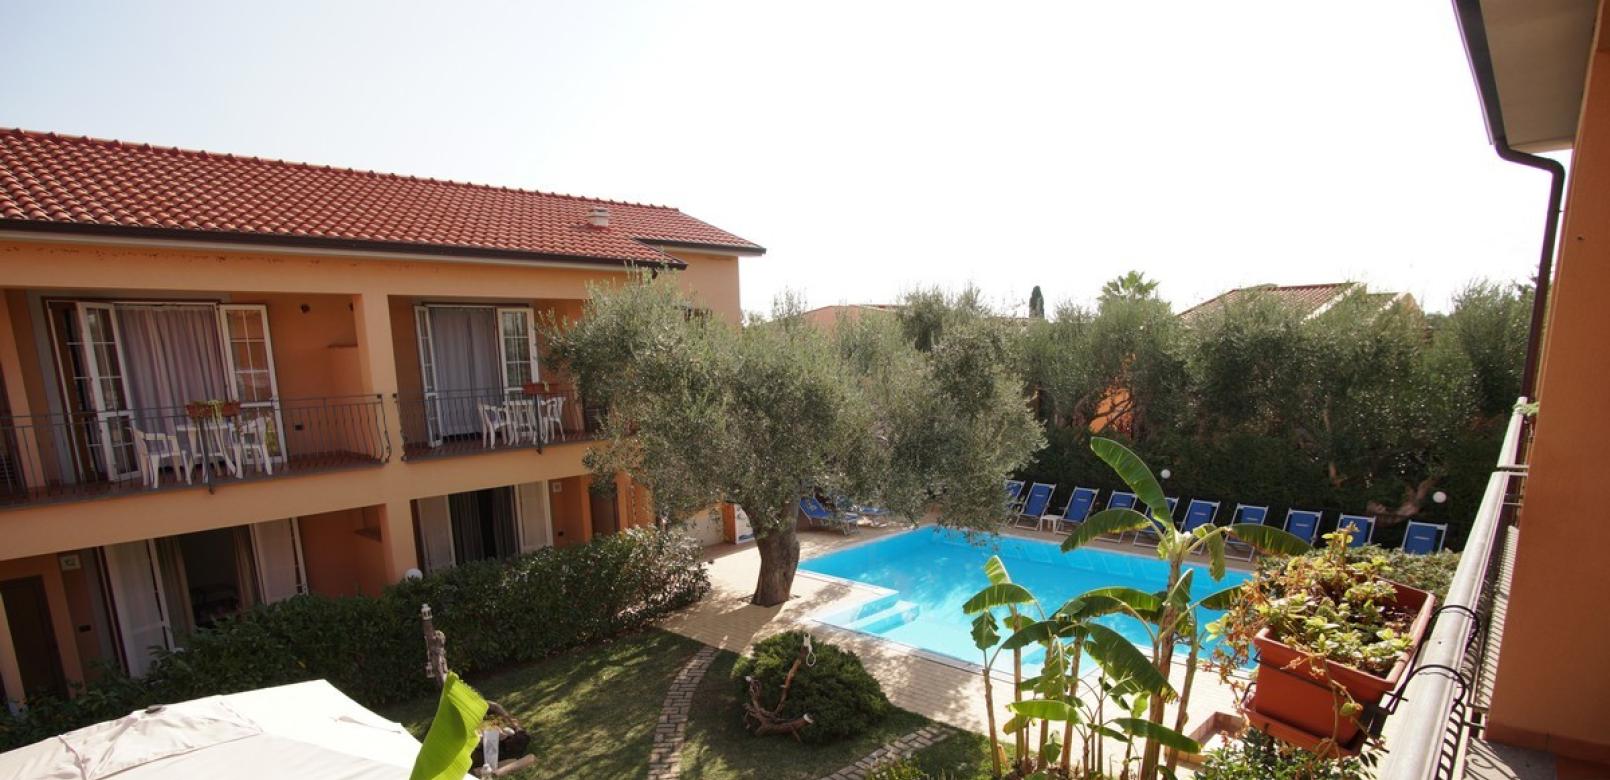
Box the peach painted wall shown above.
[299,507,389,597]
[249,292,363,399]
[0,554,83,690]
[550,475,589,546]
[0,236,744,561]
[57,553,111,681]
[1486,9,1610,763]
[666,250,742,321]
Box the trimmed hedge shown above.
[733,631,890,744]
[0,526,709,752]
[1020,425,1502,551]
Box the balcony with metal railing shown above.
[0,395,391,507]
[1374,399,1532,780]
[395,385,603,461]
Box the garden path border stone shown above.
[647,645,718,780]
[818,723,951,780]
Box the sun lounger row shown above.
[1003,480,1447,556]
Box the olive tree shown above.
[547,276,1042,606]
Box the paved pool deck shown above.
[660,521,1253,755]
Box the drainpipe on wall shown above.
[1452,0,1568,399]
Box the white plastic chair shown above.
[479,403,512,448]
[236,416,274,475]
[132,427,190,487]
[540,396,566,442]
[504,399,540,444]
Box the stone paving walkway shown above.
[647,645,718,780]
[818,724,951,780]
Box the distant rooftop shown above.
[1178,282,1394,324]
[0,128,764,268]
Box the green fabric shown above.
[408,673,490,780]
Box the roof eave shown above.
[1453,0,1596,153]
[0,220,688,270]
[638,238,767,257]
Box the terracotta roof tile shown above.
[0,129,763,266]
[1178,282,1357,323]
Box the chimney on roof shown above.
[587,207,610,229]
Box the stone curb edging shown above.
[646,646,718,780]
[818,724,952,780]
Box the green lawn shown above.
[381,629,707,779]
[379,628,998,779]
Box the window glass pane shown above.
[242,371,272,402]
[247,342,269,371]
[230,310,265,339]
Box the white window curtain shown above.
[114,306,230,430]
[101,540,172,677]
[250,519,306,603]
[428,308,502,436]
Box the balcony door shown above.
[67,303,139,480]
[414,305,538,443]
[48,301,282,479]
[217,305,286,462]
[100,520,305,677]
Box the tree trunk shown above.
[752,522,800,606]
[1165,633,1201,777]
[1141,561,1184,779]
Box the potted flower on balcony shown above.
[1212,527,1437,753]
[185,399,242,420]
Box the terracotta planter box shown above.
[186,401,241,420]
[1248,580,1436,747]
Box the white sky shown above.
[0,1,1565,315]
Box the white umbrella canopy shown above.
[0,680,464,780]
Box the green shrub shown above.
[1256,543,1461,598]
[1196,732,1366,780]
[0,527,708,752]
[732,631,889,744]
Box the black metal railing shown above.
[0,395,390,507]
[395,386,604,460]
[1375,399,1530,779]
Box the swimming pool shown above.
[801,527,1251,675]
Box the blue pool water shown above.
[801,527,1251,675]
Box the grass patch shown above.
[905,729,998,779]
[677,649,931,779]
[379,628,707,780]
[379,628,1001,779]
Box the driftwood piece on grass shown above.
[421,603,448,688]
[741,636,815,740]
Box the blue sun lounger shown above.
[1180,499,1221,534]
[1016,482,1057,528]
[1284,508,1323,545]
[800,496,857,535]
[1337,514,1375,548]
[1102,491,1139,542]
[1005,480,1026,511]
[1402,520,1447,554]
[1132,496,1182,547]
[1043,486,1099,533]
[1225,504,1269,560]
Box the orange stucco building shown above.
[1453,0,1610,771]
[0,130,761,704]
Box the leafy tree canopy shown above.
[546,275,1043,604]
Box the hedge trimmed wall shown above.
[0,527,709,752]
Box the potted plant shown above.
[1212,528,1437,751]
[185,399,242,420]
